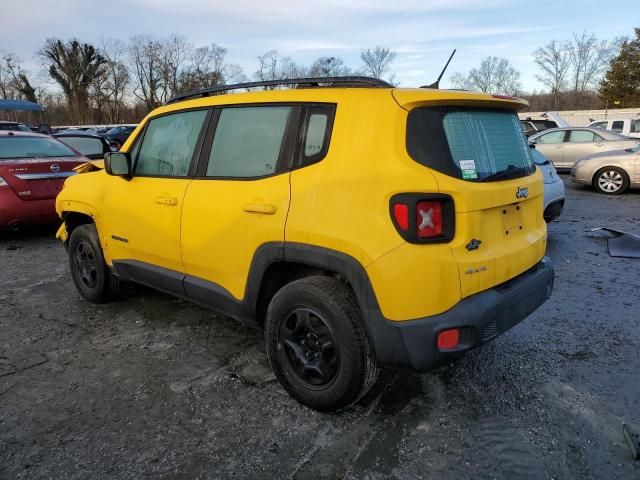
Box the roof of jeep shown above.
[147,87,529,120]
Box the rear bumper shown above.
[0,188,57,229]
[366,257,554,372]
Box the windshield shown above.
[0,136,78,159]
[105,127,124,135]
[407,107,535,182]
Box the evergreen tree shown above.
[599,28,640,108]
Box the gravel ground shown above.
[1,176,639,480]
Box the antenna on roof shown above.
[421,49,456,89]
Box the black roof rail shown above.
[166,76,393,104]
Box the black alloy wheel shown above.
[278,307,340,387]
[73,239,98,289]
[265,276,379,412]
[68,224,119,303]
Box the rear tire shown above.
[265,276,379,412]
[593,167,629,195]
[68,224,119,303]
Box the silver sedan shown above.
[571,146,640,195]
[529,127,639,170]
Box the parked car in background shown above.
[0,131,86,230]
[530,146,564,222]
[571,145,640,195]
[102,125,137,148]
[521,118,558,137]
[0,121,32,133]
[587,118,640,139]
[54,132,112,160]
[529,127,640,170]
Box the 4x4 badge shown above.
[516,187,528,199]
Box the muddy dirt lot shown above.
[1,177,639,480]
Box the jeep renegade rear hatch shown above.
[407,107,535,182]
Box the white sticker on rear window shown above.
[459,159,477,179]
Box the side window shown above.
[611,121,624,133]
[535,131,566,144]
[632,119,640,133]
[206,106,291,178]
[299,105,335,166]
[568,130,595,142]
[591,121,608,129]
[134,110,207,177]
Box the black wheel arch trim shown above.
[110,242,412,367]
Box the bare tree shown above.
[158,34,192,102]
[568,32,613,108]
[99,38,130,123]
[360,46,396,79]
[450,57,521,95]
[449,71,473,90]
[0,52,38,104]
[129,35,163,110]
[533,40,572,110]
[255,50,306,87]
[308,56,351,77]
[0,52,17,98]
[179,43,246,92]
[39,38,107,124]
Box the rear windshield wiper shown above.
[480,164,528,182]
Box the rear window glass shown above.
[407,107,534,182]
[611,121,624,133]
[56,136,104,157]
[0,136,78,159]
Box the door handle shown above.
[596,143,604,147]
[154,196,178,206]
[554,145,562,149]
[243,204,277,215]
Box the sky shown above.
[1,0,637,93]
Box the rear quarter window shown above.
[407,107,534,182]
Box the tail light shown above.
[0,176,8,188]
[390,193,455,243]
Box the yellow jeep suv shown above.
[56,77,554,411]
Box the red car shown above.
[0,131,88,230]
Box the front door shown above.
[180,105,298,307]
[102,109,210,278]
[533,130,567,167]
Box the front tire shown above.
[265,276,378,412]
[68,224,118,303]
[593,167,629,195]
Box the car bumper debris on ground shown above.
[1,176,639,479]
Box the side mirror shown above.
[105,152,131,177]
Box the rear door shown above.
[0,135,82,201]
[562,130,601,166]
[180,104,298,305]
